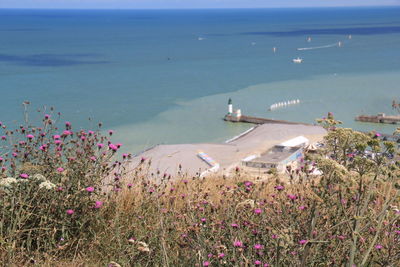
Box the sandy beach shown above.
[126,123,326,180]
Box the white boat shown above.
[292,57,303,63]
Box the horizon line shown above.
[0,5,399,11]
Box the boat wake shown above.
[297,42,340,51]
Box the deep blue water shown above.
[1,8,400,152]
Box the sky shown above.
[1,0,400,9]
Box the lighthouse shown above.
[228,98,233,114]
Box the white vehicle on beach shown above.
[292,57,303,63]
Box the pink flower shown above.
[65,121,71,127]
[271,234,278,239]
[86,186,94,192]
[56,187,64,191]
[287,194,297,200]
[108,130,114,136]
[231,223,239,228]
[255,260,262,265]
[1,136,6,140]
[127,183,133,188]
[203,261,210,267]
[44,114,50,119]
[109,144,118,151]
[66,209,74,215]
[90,156,96,161]
[254,244,263,250]
[88,130,94,135]
[218,253,225,258]
[299,206,306,210]
[375,244,383,250]
[55,140,62,145]
[26,134,34,140]
[20,173,29,179]
[299,239,308,245]
[57,167,64,173]
[264,264,270,267]
[53,135,61,140]
[63,130,72,136]
[207,253,213,258]
[254,208,262,214]
[274,185,284,191]
[94,201,103,209]
[97,143,104,149]
[233,240,243,247]
[0,157,3,162]
[12,152,18,157]
[201,218,206,223]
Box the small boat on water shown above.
[292,57,303,63]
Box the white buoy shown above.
[273,47,277,53]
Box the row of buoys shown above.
[269,99,300,110]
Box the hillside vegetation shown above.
[0,109,399,266]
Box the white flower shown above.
[0,177,18,188]
[38,181,56,190]
[33,174,47,182]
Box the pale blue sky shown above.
[1,0,399,9]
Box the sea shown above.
[1,7,400,153]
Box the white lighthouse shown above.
[228,98,233,114]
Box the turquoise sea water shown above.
[1,8,400,153]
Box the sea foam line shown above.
[225,126,256,143]
[297,42,339,51]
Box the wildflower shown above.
[182,179,188,184]
[57,167,64,173]
[44,114,50,119]
[66,209,74,215]
[299,206,306,210]
[0,177,18,188]
[0,157,3,162]
[203,261,210,266]
[271,234,278,239]
[20,173,29,179]
[137,241,150,252]
[97,143,104,149]
[274,185,284,191]
[63,130,72,136]
[254,244,263,250]
[127,183,133,188]
[108,130,114,135]
[1,136,6,140]
[299,240,308,245]
[12,152,17,157]
[90,156,96,161]
[56,186,64,191]
[26,134,34,140]
[53,135,61,140]
[86,186,95,192]
[264,264,270,267]
[218,253,225,258]
[231,223,239,228]
[255,261,262,265]
[254,208,262,214]
[122,153,129,159]
[109,144,118,151]
[245,181,253,187]
[337,235,346,240]
[233,240,243,247]
[94,201,103,209]
[201,218,206,223]
[287,194,297,200]
[207,253,213,258]
[65,121,71,127]
[39,181,56,190]
[375,244,383,250]
[140,157,146,163]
